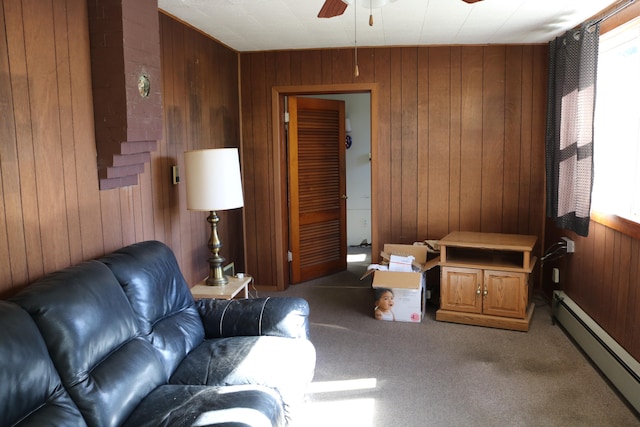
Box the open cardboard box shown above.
[362,244,440,323]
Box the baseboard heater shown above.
[552,291,640,414]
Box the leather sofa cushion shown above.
[11,261,166,427]
[122,384,284,427]
[170,335,316,423]
[99,240,205,378]
[0,300,86,427]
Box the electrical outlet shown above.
[562,237,575,253]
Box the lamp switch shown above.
[172,166,180,184]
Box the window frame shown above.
[589,2,640,239]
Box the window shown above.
[592,16,640,225]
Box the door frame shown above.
[271,83,379,287]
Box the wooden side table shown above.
[436,231,537,332]
[190,275,251,300]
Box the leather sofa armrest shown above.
[195,297,311,340]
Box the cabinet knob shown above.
[483,288,488,296]
[476,286,481,295]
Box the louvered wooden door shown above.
[288,96,347,284]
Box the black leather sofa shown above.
[1,240,316,427]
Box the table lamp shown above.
[184,148,244,286]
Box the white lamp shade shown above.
[184,148,244,211]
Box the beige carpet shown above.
[261,247,640,427]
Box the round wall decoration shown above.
[138,74,150,98]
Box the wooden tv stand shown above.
[435,231,537,332]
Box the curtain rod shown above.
[588,0,637,29]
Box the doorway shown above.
[304,93,372,248]
[273,84,377,287]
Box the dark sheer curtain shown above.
[545,22,600,237]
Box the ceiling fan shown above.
[318,0,483,19]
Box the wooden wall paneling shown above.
[6,0,45,282]
[517,46,533,235]
[270,87,289,289]
[628,239,640,358]
[27,0,72,273]
[389,48,403,241]
[400,47,418,242]
[239,45,547,289]
[266,52,284,285]
[448,46,462,234]
[159,16,180,266]
[549,218,640,361]
[606,230,622,340]
[169,18,198,278]
[100,189,124,254]
[427,46,452,240]
[119,187,136,248]
[185,27,207,281]
[503,46,523,234]
[300,50,322,86]
[600,226,616,328]
[528,45,547,238]
[321,50,333,84]
[154,32,172,245]
[458,46,483,232]
[52,0,83,266]
[481,46,505,232]
[240,54,259,285]
[331,49,354,84]
[588,222,606,317]
[273,51,291,86]
[0,1,28,291]
[289,50,303,86]
[67,0,103,262]
[614,234,632,343]
[0,16,11,288]
[130,186,144,246]
[210,42,240,270]
[356,48,375,83]
[220,42,243,273]
[416,47,429,238]
[373,48,391,247]
[251,52,277,285]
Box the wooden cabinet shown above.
[436,232,536,331]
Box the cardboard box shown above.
[365,244,439,323]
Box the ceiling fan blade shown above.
[318,0,348,18]
[461,0,483,3]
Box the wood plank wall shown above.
[240,45,548,290]
[544,221,640,361]
[0,1,242,297]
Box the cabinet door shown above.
[483,270,527,318]
[441,267,483,314]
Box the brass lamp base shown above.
[206,263,228,286]
[205,210,229,286]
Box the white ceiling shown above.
[158,0,618,52]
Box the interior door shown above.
[288,96,347,284]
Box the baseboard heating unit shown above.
[552,291,640,413]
